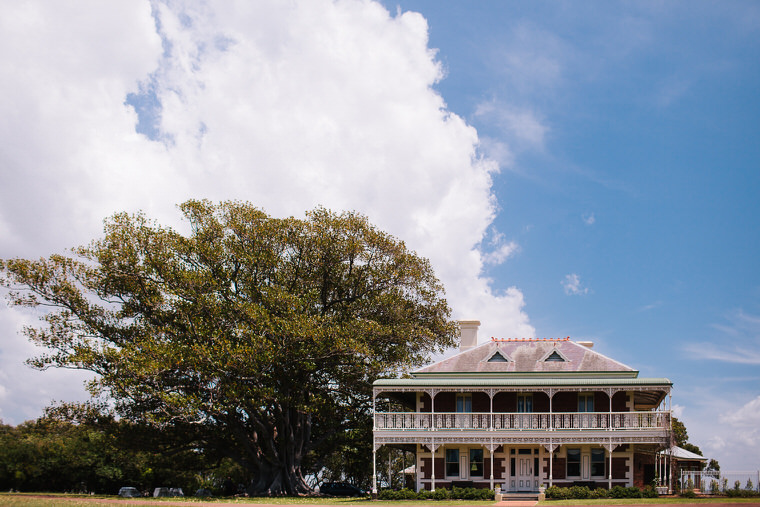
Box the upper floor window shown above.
[456,394,472,413]
[446,449,459,476]
[578,393,594,412]
[517,394,533,413]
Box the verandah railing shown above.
[374,411,670,431]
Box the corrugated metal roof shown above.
[373,377,672,388]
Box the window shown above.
[469,449,484,477]
[517,394,533,413]
[456,394,472,413]
[591,449,606,477]
[566,448,581,477]
[578,394,594,412]
[446,449,459,476]
[545,351,565,362]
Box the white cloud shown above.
[474,100,548,151]
[562,273,589,296]
[0,0,533,423]
[582,212,595,225]
[684,309,760,364]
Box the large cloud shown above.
[0,0,533,424]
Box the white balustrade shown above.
[374,411,670,432]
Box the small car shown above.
[319,482,367,496]
[118,487,142,497]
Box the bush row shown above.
[378,486,494,501]
[545,485,658,499]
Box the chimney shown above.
[577,341,594,349]
[459,320,480,352]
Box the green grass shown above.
[539,498,760,505]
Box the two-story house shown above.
[372,321,673,494]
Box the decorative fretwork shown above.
[374,411,670,432]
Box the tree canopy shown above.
[1,200,457,494]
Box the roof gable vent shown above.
[544,351,566,362]
[487,351,510,363]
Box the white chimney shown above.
[459,320,480,352]
[577,341,594,349]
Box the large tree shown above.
[1,200,456,494]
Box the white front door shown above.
[459,454,469,480]
[517,456,533,491]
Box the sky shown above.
[0,0,758,471]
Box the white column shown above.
[431,440,436,492]
[490,439,494,490]
[372,443,378,494]
[549,441,554,487]
[608,440,613,489]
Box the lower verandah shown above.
[414,443,661,492]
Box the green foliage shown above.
[547,485,649,500]
[568,485,591,499]
[641,485,658,498]
[378,486,492,501]
[746,478,754,492]
[0,408,208,494]
[0,200,456,494]
[681,489,697,498]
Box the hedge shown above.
[378,486,494,501]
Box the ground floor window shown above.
[567,448,581,477]
[591,448,606,477]
[469,449,484,477]
[446,448,459,477]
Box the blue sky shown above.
[381,0,760,468]
[0,0,758,470]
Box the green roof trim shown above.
[373,377,672,388]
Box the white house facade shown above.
[371,321,673,494]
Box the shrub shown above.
[590,487,609,499]
[681,489,696,498]
[567,485,590,499]
[545,486,570,499]
[642,485,658,498]
[746,479,755,492]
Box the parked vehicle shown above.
[118,486,142,497]
[153,487,184,497]
[319,482,367,496]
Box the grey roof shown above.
[665,446,708,461]
[374,377,672,389]
[413,338,636,376]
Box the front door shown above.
[517,456,533,491]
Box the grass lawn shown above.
[538,499,760,505]
[2,493,759,506]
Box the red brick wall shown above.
[612,457,628,479]
[534,392,550,412]
[493,392,516,411]
[595,391,611,411]
[612,392,628,412]
[421,393,431,412]
[472,392,490,412]
[553,392,577,412]
[551,458,567,479]
[434,392,456,412]
[420,456,448,479]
